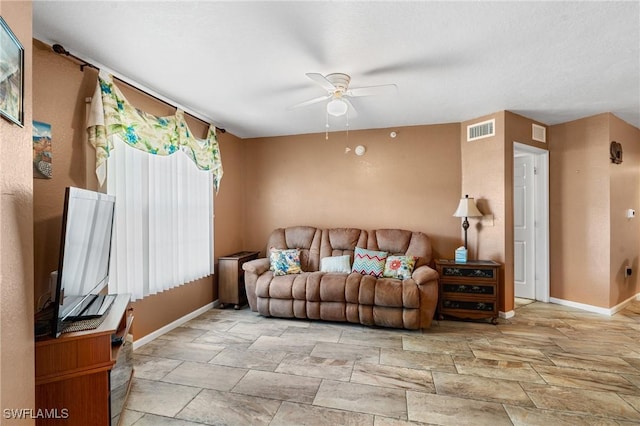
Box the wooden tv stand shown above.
[35,294,134,426]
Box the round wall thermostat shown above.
[355,145,366,156]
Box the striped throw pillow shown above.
[352,247,388,277]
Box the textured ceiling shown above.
[33,1,640,139]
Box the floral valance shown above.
[87,71,223,192]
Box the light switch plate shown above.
[481,214,494,227]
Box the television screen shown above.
[50,187,116,337]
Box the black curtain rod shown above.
[51,43,226,133]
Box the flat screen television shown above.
[45,186,117,338]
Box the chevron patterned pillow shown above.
[352,247,388,277]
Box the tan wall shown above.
[460,112,508,309]
[0,1,35,423]
[549,114,611,307]
[460,112,506,262]
[242,124,462,260]
[32,40,99,301]
[214,131,248,256]
[609,114,640,306]
[32,41,245,340]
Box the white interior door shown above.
[514,154,536,299]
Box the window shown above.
[87,72,222,301]
[106,136,214,300]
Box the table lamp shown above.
[453,194,483,251]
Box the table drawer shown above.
[440,266,496,280]
[441,299,496,313]
[442,283,496,296]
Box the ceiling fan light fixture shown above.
[327,98,348,117]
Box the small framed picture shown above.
[33,121,52,178]
[0,16,24,127]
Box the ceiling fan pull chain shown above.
[346,111,350,141]
[325,110,329,140]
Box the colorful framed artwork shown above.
[33,121,52,178]
[0,16,24,127]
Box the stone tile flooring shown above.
[122,300,640,425]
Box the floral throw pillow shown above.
[269,248,302,276]
[352,247,388,277]
[383,255,418,280]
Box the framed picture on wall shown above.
[0,16,24,127]
[33,121,52,178]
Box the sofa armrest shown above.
[412,265,439,328]
[241,258,270,312]
[412,265,438,286]
[242,258,270,275]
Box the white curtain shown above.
[106,135,214,301]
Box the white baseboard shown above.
[609,293,640,314]
[132,300,218,350]
[499,310,515,319]
[549,292,640,316]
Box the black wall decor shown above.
[610,141,623,164]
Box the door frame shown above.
[514,142,550,303]
[513,154,536,299]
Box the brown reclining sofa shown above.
[242,226,439,329]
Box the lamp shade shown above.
[453,195,483,218]
[327,98,348,117]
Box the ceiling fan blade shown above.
[347,84,397,97]
[306,73,337,92]
[343,98,358,118]
[288,94,331,110]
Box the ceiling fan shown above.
[290,73,397,118]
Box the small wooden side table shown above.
[218,251,259,309]
[435,259,501,324]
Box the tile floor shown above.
[121,300,640,425]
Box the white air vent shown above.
[532,124,547,143]
[467,119,495,141]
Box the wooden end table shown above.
[218,251,259,309]
[435,259,501,324]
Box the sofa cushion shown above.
[374,278,420,309]
[320,255,351,273]
[368,229,432,268]
[346,273,377,305]
[320,228,368,260]
[256,272,318,299]
[266,227,322,272]
[352,247,388,277]
[383,255,418,280]
[319,274,347,302]
[269,248,302,276]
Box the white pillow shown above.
[320,255,352,273]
